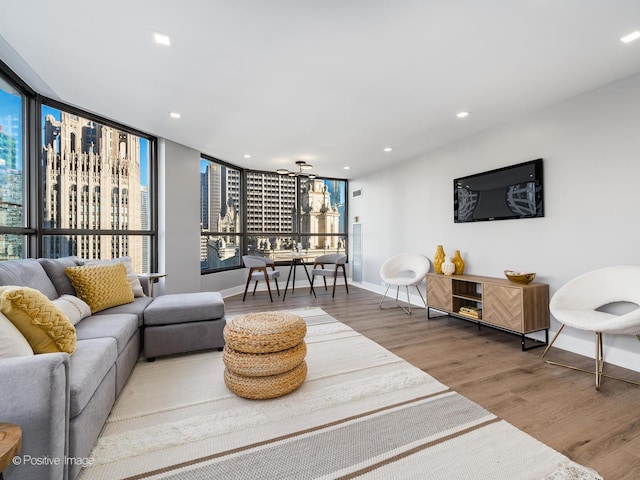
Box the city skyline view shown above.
[200,158,347,272]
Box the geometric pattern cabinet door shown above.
[426,275,453,312]
[483,281,549,334]
[483,284,523,332]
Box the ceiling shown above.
[1,1,640,179]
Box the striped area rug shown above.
[78,308,601,480]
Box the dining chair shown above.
[309,254,348,297]
[242,255,280,302]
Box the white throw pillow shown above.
[0,311,34,358]
[84,256,145,297]
[53,294,92,326]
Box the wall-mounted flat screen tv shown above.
[454,159,544,223]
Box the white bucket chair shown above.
[242,255,280,302]
[379,253,431,315]
[310,254,348,297]
[543,265,640,390]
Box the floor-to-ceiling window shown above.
[200,156,242,272]
[0,70,29,260]
[200,158,348,273]
[40,101,156,273]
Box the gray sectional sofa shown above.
[0,257,226,480]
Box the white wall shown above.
[158,139,202,294]
[349,72,640,371]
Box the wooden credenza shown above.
[426,273,549,350]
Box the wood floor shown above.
[225,284,640,479]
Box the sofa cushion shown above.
[0,311,34,358]
[144,291,225,326]
[0,286,76,354]
[69,337,117,418]
[93,295,153,327]
[83,257,145,297]
[52,295,92,326]
[75,313,138,354]
[65,263,134,313]
[0,258,59,300]
[38,256,82,297]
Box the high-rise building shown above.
[140,185,150,273]
[0,122,23,260]
[245,173,296,236]
[42,112,143,272]
[0,114,20,169]
[300,179,341,250]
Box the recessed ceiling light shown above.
[456,111,470,118]
[170,112,181,119]
[343,166,350,170]
[153,32,171,46]
[383,147,392,152]
[621,31,640,43]
[243,154,251,159]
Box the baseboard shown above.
[355,281,427,308]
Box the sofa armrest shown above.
[0,353,69,480]
[137,275,151,297]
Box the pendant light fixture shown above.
[276,160,317,179]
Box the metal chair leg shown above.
[406,286,411,314]
[595,332,603,391]
[379,283,424,315]
[543,324,640,390]
[379,284,392,309]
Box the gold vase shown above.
[434,245,445,274]
[452,250,465,275]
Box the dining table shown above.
[275,252,317,301]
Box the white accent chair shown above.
[310,254,348,297]
[543,265,640,390]
[379,253,431,315]
[242,255,280,302]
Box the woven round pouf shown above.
[224,312,307,353]
[223,342,307,377]
[223,312,308,399]
[224,361,307,400]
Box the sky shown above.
[0,88,22,168]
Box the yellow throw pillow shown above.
[0,286,76,354]
[84,257,145,297]
[65,263,134,313]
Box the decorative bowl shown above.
[504,270,536,285]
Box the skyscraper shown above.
[0,121,23,260]
[140,185,150,273]
[42,111,143,271]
